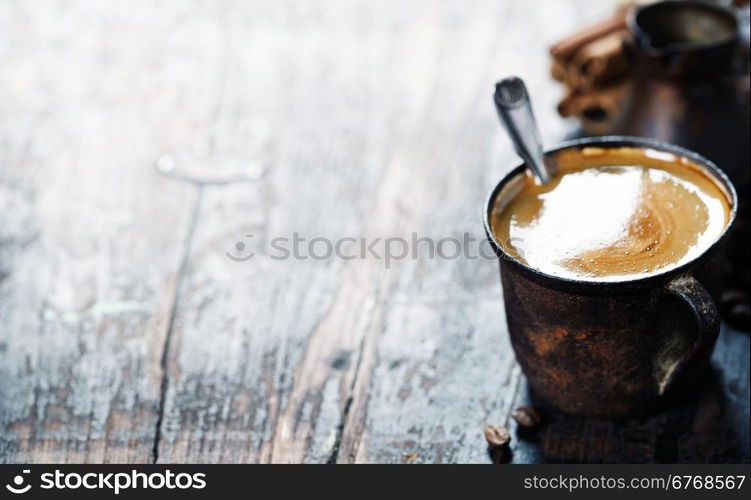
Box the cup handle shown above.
[657,275,720,396]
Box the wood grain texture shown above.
[335,0,601,464]
[150,0,620,464]
[0,0,222,462]
[1,0,748,464]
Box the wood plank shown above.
[153,0,407,462]
[0,0,228,462]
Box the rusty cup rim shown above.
[482,135,738,291]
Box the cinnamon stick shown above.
[557,80,631,123]
[549,10,628,61]
[550,57,566,82]
[566,30,629,90]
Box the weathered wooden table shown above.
[1,0,748,464]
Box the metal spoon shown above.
[493,76,552,184]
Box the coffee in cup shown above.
[491,146,732,282]
[484,137,737,417]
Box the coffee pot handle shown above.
[657,275,720,396]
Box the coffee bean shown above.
[512,406,541,429]
[484,424,510,448]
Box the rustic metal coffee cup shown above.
[483,136,737,418]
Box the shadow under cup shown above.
[483,137,738,418]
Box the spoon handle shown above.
[493,77,551,184]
